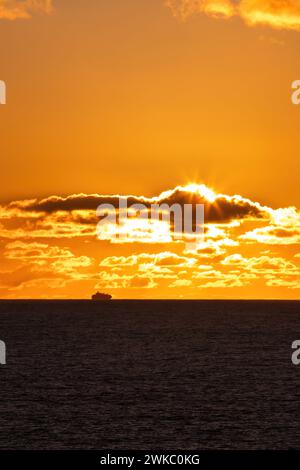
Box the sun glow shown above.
[185,183,217,203]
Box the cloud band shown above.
[167,0,300,31]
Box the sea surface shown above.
[0,300,299,450]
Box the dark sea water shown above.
[0,300,300,450]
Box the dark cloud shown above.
[160,188,265,222]
[9,186,267,224]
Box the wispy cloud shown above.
[166,0,300,31]
[0,0,53,20]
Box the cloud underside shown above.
[0,184,300,296]
[8,184,267,220]
[0,0,52,20]
[167,0,300,31]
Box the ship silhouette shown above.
[91,292,112,301]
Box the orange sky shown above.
[0,0,300,299]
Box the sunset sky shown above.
[1,0,300,298]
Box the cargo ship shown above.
[91,292,112,301]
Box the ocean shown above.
[0,300,299,450]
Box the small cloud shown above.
[129,276,157,289]
[0,0,53,20]
[169,279,192,287]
